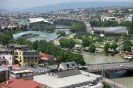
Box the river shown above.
[82,52,133,88]
[57,25,133,88]
[28,25,133,88]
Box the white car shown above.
[120,64,124,67]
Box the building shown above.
[101,16,117,21]
[0,78,42,88]
[34,69,103,88]
[0,66,9,83]
[28,67,50,76]
[92,26,128,35]
[6,44,29,50]
[108,9,116,13]
[10,69,33,78]
[54,9,59,14]
[0,48,14,66]
[14,49,40,67]
[29,17,50,24]
[125,14,133,21]
[59,61,78,71]
[39,53,53,66]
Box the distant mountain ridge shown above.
[0,9,7,12]
[22,2,133,12]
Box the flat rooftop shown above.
[11,69,33,74]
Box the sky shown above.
[0,0,133,10]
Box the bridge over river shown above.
[86,62,133,73]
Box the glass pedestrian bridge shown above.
[13,31,59,41]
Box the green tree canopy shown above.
[104,43,110,53]
[56,30,66,36]
[111,42,118,51]
[59,38,75,49]
[82,37,92,49]
[70,23,86,33]
[88,43,96,53]
[122,40,132,52]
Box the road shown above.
[86,62,133,72]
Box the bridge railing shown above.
[86,62,128,66]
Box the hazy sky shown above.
[0,0,133,9]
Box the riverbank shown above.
[103,78,127,88]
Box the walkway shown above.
[103,78,127,88]
[13,31,59,41]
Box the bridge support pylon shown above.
[101,70,106,78]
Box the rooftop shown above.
[93,26,127,34]
[54,69,81,78]
[40,53,53,60]
[47,65,58,70]
[34,71,101,88]
[0,78,42,88]
[11,69,33,74]
[12,64,20,68]
[0,66,8,72]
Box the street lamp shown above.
[114,80,115,88]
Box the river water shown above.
[56,25,133,88]
[28,25,133,88]
[82,52,133,88]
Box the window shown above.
[31,52,34,55]
[72,63,75,66]
[23,52,26,55]
[0,74,4,79]
[9,57,11,60]
[66,64,69,68]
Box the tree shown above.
[0,30,14,45]
[122,40,132,46]
[111,42,118,51]
[59,38,75,49]
[95,36,102,42]
[122,40,132,52]
[82,37,92,49]
[56,30,66,36]
[102,82,111,88]
[88,43,96,53]
[104,43,110,53]
[31,40,39,50]
[70,23,86,33]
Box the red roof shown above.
[12,64,20,68]
[40,53,53,60]
[0,78,42,88]
[129,52,133,55]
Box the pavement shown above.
[103,78,127,88]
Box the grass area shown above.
[74,39,82,45]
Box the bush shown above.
[102,82,111,88]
